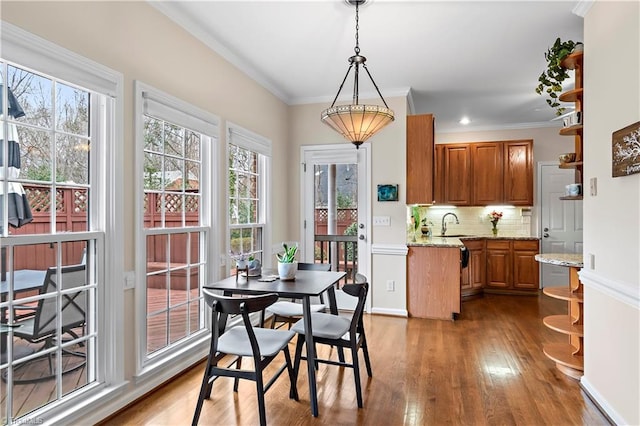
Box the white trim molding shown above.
[579,269,640,309]
[580,377,625,426]
[371,243,408,256]
[371,307,408,317]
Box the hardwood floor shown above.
[100,293,610,426]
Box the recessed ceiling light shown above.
[459,117,471,125]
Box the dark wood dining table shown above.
[204,269,346,417]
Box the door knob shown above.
[359,223,365,229]
[358,235,365,240]
[543,233,549,238]
[543,227,549,232]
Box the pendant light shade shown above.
[321,0,394,148]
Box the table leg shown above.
[302,296,318,417]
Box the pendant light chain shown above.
[354,1,360,56]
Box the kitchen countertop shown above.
[534,253,583,268]
[407,235,540,248]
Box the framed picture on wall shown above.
[377,184,399,202]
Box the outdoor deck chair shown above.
[9,264,87,383]
[192,290,298,426]
[266,262,331,329]
[291,273,372,408]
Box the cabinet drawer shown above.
[486,240,511,250]
[513,240,539,251]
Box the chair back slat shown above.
[203,290,279,315]
[342,277,369,337]
[32,264,87,340]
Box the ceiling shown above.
[151,1,584,132]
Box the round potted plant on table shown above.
[535,38,581,116]
[276,242,298,281]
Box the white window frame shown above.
[0,21,125,425]
[226,123,272,270]
[133,81,218,379]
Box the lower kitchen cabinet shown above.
[485,239,539,294]
[461,239,485,298]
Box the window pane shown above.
[17,127,52,183]
[185,131,200,161]
[7,65,52,130]
[144,152,163,190]
[55,82,89,137]
[143,116,163,153]
[164,157,184,191]
[147,312,168,354]
[168,304,188,344]
[56,134,89,184]
[185,160,199,191]
[185,194,199,222]
[164,122,183,157]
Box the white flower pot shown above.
[277,261,298,281]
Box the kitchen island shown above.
[407,236,464,320]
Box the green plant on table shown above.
[276,242,298,263]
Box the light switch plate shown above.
[373,216,391,226]
[590,177,597,196]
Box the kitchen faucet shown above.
[441,212,459,236]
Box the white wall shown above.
[579,2,640,425]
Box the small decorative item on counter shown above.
[411,205,421,241]
[229,250,248,269]
[421,218,434,237]
[488,210,503,236]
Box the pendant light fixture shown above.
[321,0,394,148]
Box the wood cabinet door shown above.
[469,246,486,289]
[443,144,471,205]
[406,114,434,205]
[433,144,445,203]
[504,140,533,206]
[512,240,540,290]
[472,142,503,205]
[485,240,511,288]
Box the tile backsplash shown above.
[409,206,534,237]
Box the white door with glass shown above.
[539,162,583,287]
[300,144,370,311]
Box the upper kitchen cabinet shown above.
[443,144,472,205]
[435,139,533,206]
[406,114,435,204]
[503,140,533,205]
[472,142,504,205]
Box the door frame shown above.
[299,143,372,311]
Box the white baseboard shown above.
[371,307,407,317]
[580,376,626,425]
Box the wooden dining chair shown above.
[266,262,331,329]
[291,273,372,408]
[192,289,298,426]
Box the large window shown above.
[227,124,271,275]
[0,22,121,424]
[136,83,216,367]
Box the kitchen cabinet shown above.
[407,246,460,320]
[434,140,533,206]
[558,51,584,199]
[442,144,472,205]
[504,141,534,205]
[461,239,485,299]
[406,114,435,204]
[472,142,503,205]
[485,239,539,294]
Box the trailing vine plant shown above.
[535,38,579,116]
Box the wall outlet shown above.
[373,216,391,226]
[588,253,596,270]
[386,280,395,291]
[124,271,135,289]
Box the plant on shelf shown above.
[488,211,503,236]
[535,38,581,116]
